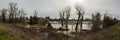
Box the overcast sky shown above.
[0,0,120,19]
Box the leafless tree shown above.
[34,10,38,17]
[75,4,85,32]
[33,10,38,24]
[1,8,7,22]
[91,12,102,31]
[65,6,71,29]
[59,6,71,29]
[59,11,64,26]
[18,9,26,23]
[19,9,26,18]
[9,2,18,23]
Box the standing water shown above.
[50,21,92,34]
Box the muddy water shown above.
[50,21,92,34]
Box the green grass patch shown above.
[97,24,120,40]
[0,24,24,40]
[0,33,23,40]
[0,24,6,31]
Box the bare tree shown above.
[18,9,26,23]
[63,6,71,29]
[34,10,38,17]
[80,12,85,30]
[75,4,85,32]
[1,8,7,22]
[65,6,71,29]
[103,13,118,28]
[20,9,26,18]
[9,2,18,23]
[59,11,64,26]
[34,10,38,24]
[59,6,71,29]
[91,12,102,31]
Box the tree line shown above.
[0,2,48,25]
[59,4,119,32]
[0,3,27,23]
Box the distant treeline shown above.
[0,3,49,25]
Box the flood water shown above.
[50,21,92,34]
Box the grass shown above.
[0,23,46,40]
[75,23,120,40]
[0,24,6,31]
[0,34,23,40]
[0,24,24,40]
[91,23,120,40]
[102,23,120,40]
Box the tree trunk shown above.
[80,15,83,31]
[61,19,64,26]
[75,15,80,32]
[66,17,68,29]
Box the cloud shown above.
[0,0,120,18]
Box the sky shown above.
[0,0,120,19]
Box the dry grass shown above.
[75,23,120,40]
